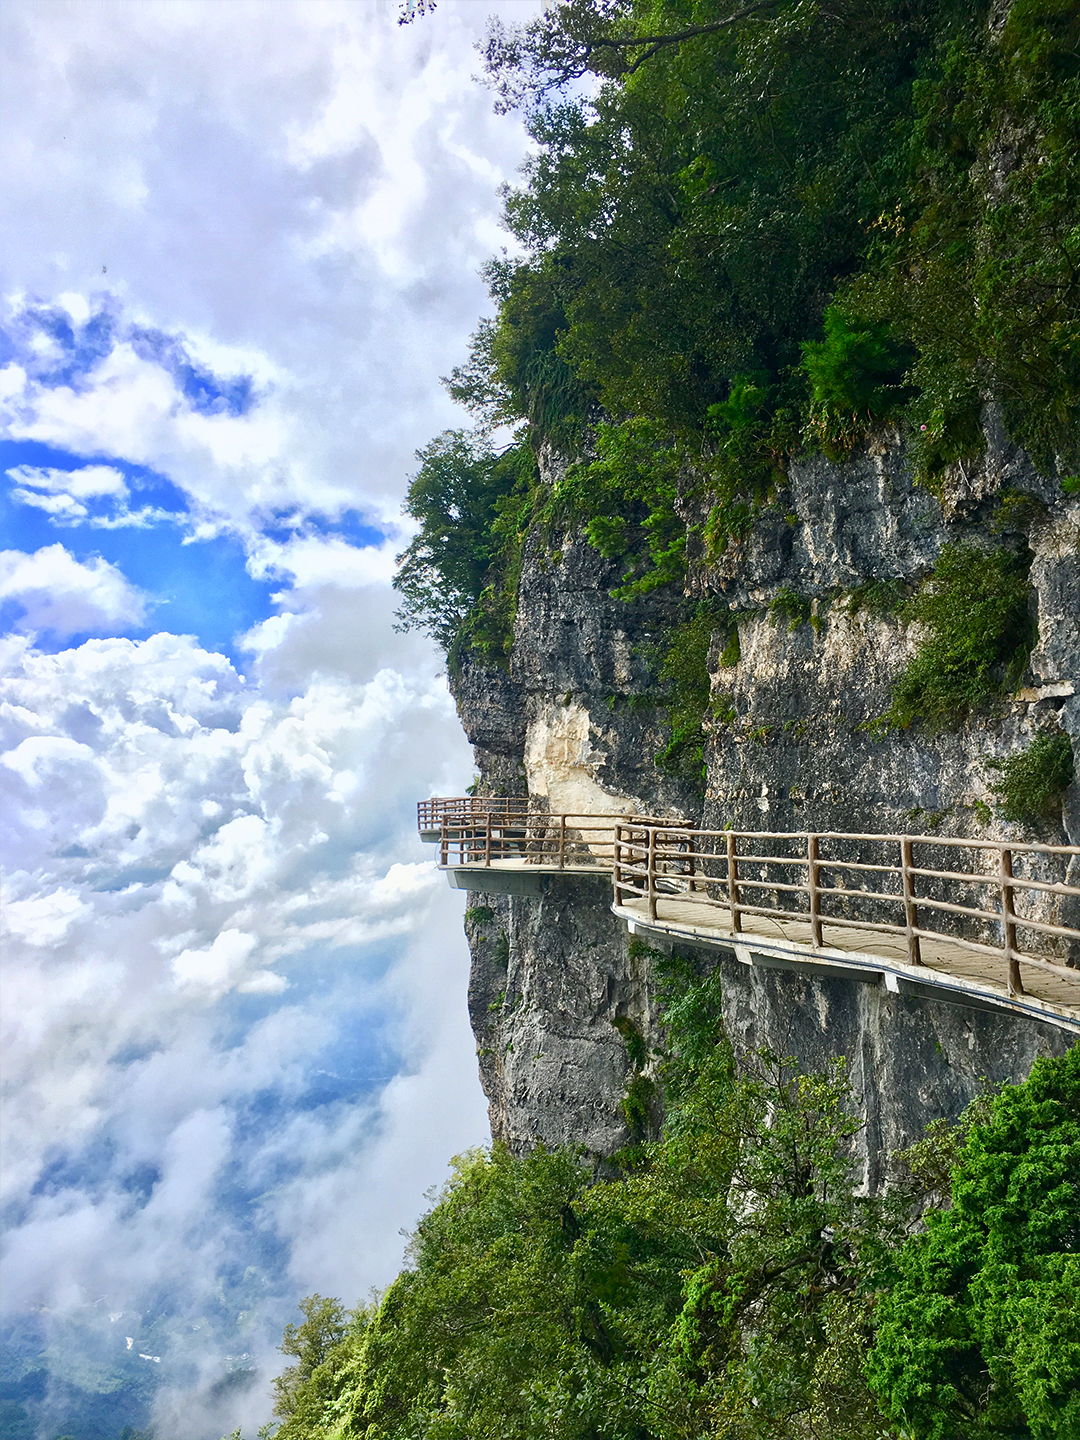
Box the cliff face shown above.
[450,426,1078,1174]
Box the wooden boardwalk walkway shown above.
[420,800,1080,1034]
[614,892,1080,1033]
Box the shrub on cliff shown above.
[263,964,892,1439]
[987,731,1075,828]
[883,544,1035,729]
[264,969,1080,1440]
[866,1044,1080,1440]
[392,430,535,665]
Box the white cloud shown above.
[1,886,91,945]
[247,534,399,589]
[8,463,129,499]
[11,486,90,519]
[171,927,260,996]
[0,1,536,533]
[0,544,147,635]
[0,619,479,1434]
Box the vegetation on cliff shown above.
[395,0,1079,669]
[263,962,1079,1440]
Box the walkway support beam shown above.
[1002,847,1023,997]
[727,830,742,933]
[808,833,822,947]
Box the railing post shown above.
[440,824,448,868]
[726,830,742,933]
[808,834,822,947]
[485,812,492,867]
[687,833,697,893]
[1001,847,1023,996]
[647,825,658,920]
[901,836,921,966]
[559,812,566,870]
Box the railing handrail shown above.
[422,799,1079,1007]
[612,818,1079,1003]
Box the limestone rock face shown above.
[448,427,1079,1170]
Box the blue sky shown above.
[1,438,278,658]
[0,4,537,1437]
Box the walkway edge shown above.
[612,904,1080,1036]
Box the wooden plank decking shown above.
[614,892,1080,1032]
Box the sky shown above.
[0,3,539,1435]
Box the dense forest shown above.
[260,2,1080,1437]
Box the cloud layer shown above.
[1,618,485,1435]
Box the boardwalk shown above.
[419,800,1080,1034]
[614,892,1080,1034]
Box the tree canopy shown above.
[399,0,1078,665]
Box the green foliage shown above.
[987,730,1075,828]
[400,0,1077,678]
[444,260,597,447]
[843,579,906,619]
[266,949,1080,1440]
[612,1014,648,1072]
[883,544,1034,729]
[272,969,903,1439]
[1061,476,1080,495]
[717,622,740,668]
[867,1045,1080,1440]
[654,601,725,786]
[393,431,536,664]
[272,1294,349,1422]
[463,905,495,928]
[991,489,1047,535]
[769,587,813,632]
[547,415,684,596]
[848,1,1080,476]
[801,309,913,452]
[620,1072,657,1142]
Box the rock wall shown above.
[450,424,1078,1169]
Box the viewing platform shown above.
[418,799,1080,1034]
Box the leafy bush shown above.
[844,579,906,619]
[399,0,1077,679]
[769,587,813,631]
[846,1,1080,477]
[548,415,684,597]
[884,544,1034,729]
[987,730,1075,827]
[270,964,900,1440]
[267,955,1080,1440]
[867,1044,1080,1440]
[801,309,913,451]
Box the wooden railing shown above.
[613,822,1080,999]
[418,796,533,831]
[437,810,622,870]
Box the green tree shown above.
[867,1044,1080,1439]
[271,961,904,1439]
[272,1293,349,1421]
[392,430,534,663]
